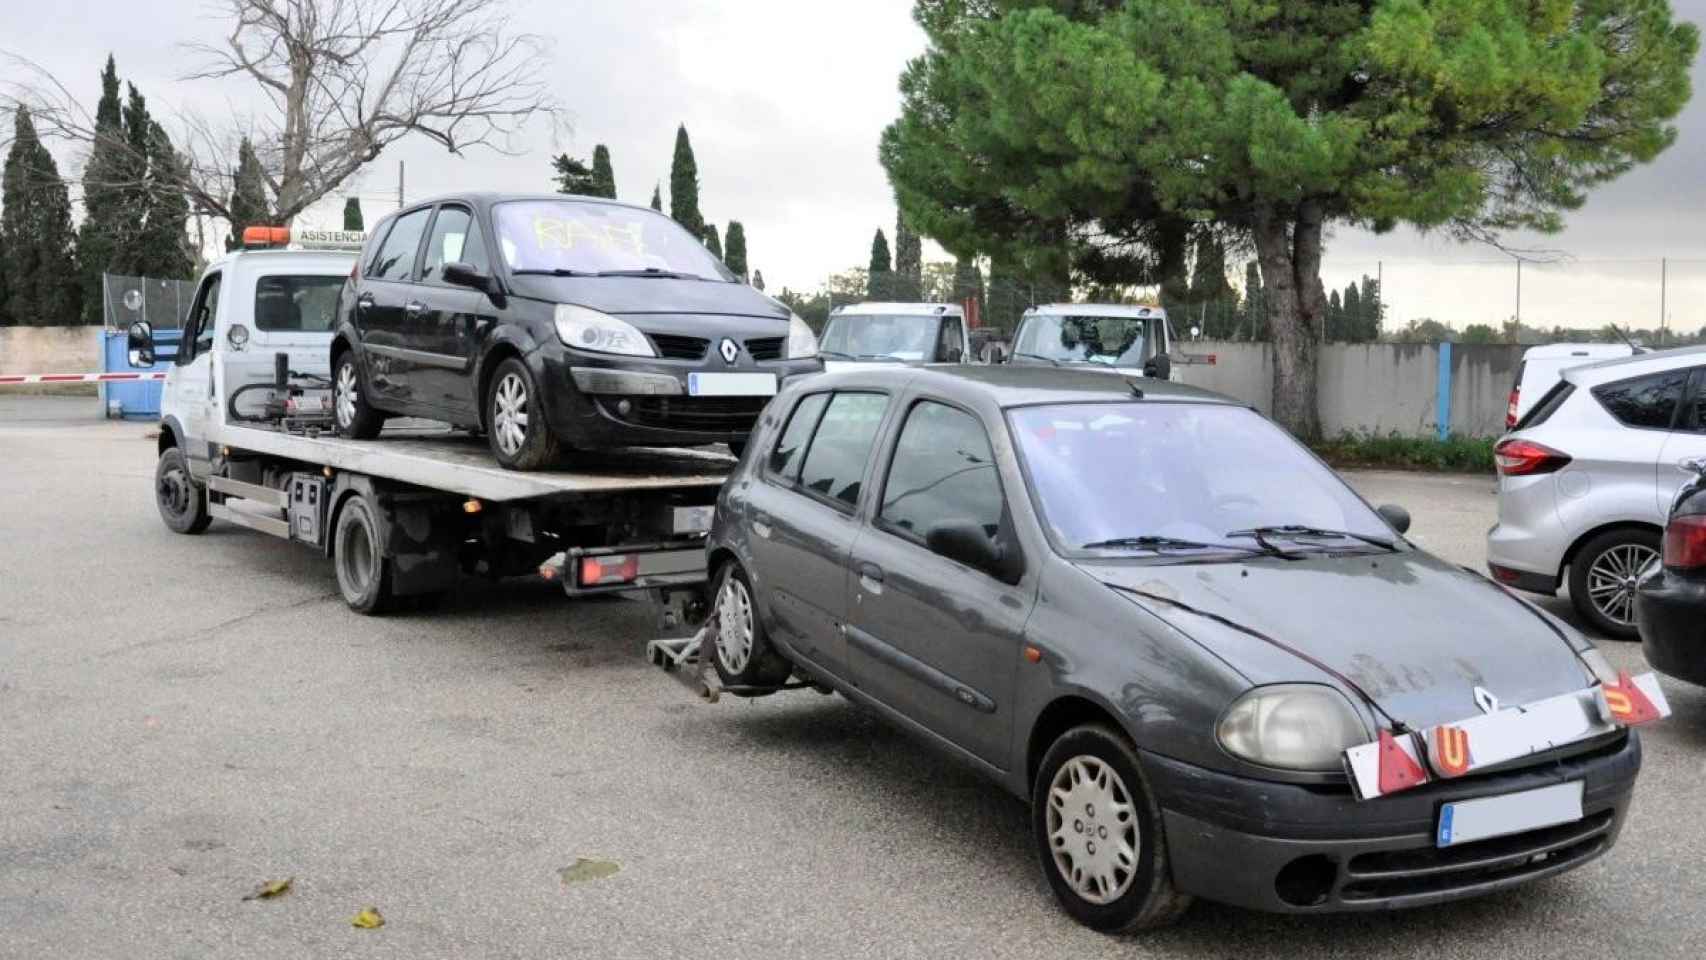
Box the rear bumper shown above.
[1636,571,1706,686]
[1143,733,1639,913]
[1486,475,1565,594]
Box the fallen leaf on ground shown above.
[558,858,620,885]
[351,907,384,929]
[241,878,292,901]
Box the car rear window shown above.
[1514,380,1575,430]
[797,393,888,508]
[1591,370,1688,430]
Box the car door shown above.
[844,396,1031,768]
[173,270,222,473]
[745,390,888,678]
[356,206,433,409]
[415,203,497,419]
[1659,367,1706,511]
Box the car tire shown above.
[486,357,561,471]
[1569,528,1662,641]
[155,447,211,535]
[333,350,385,440]
[333,494,398,615]
[1032,724,1192,933]
[710,561,792,692]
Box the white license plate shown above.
[1437,781,1583,848]
[688,372,777,397]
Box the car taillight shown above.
[1663,515,1706,569]
[1505,389,1520,429]
[1494,438,1572,476]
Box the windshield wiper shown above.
[1081,535,1267,557]
[595,268,703,280]
[511,267,591,277]
[1226,525,1396,551]
[1011,352,1061,366]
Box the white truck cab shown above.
[819,302,971,372]
[1008,303,1177,380]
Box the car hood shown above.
[1085,550,1593,729]
[507,274,790,323]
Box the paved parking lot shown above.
[2,396,1703,959]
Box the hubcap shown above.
[715,575,754,675]
[1586,542,1659,627]
[157,465,191,517]
[492,373,529,456]
[1046,755,1140,905]
[335,362,358,428]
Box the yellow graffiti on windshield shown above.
[532,217,646,257]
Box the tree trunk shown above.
[1253,204,1324,440]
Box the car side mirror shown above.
[1377,504,1412,535]
[1144,353,1172,380]
[443,261,492,294]
[926,520,1022,585]
[127,320,155,367]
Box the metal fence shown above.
[102,274,197,331]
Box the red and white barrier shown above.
[0,371,167,385]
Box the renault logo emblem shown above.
[719,338,739,364]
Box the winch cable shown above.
[1103,581,1408,733]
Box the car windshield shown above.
[1014,314,1157,366]
[1009,402,1391,557]
[820,314,942,360]
[491,200,734,281]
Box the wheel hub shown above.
[715,577,754,675]
[493,373,529,456]
[1586,543,1659,626]
[1046,755,1140,905]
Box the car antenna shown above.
[1609,323,1649,355]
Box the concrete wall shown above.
[1176,340,1521,438]
[0,326,103,396]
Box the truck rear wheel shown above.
[155,448,211,535]
[333,495,398,614]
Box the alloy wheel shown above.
[715,575,754,675]
[1046,755,1141,905]
[1585,542,1659,627]
[493,372,529,456]
[335,361,358,428]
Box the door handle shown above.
[857,562,885,589]
[356,293,375,313]
[404,301,426,318]
[752,511,772,540]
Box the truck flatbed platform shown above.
[211,422,734,502]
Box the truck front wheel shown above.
[333,495,398,614]
[155,448,211,535]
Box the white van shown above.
[819,302,970,372]
[1506,343,1635,429]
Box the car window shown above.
[181,272,221,362]
[254,275,343,332]
[880,401,1004,547]
[420,206,489,284]
[368,207,431,281]
[768,392,829,481]
[1592,370,1689,430]
[797,393,888,508]
[1686,368,1706,433]
[938,318,964,361]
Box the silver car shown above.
[1488,346,1706,637]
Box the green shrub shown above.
[1310,432,1496,474]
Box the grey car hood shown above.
[1085,550,1593,729]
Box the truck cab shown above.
[1007,303,1177,380]
[818,302,970,372]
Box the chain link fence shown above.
[102,274,197,331]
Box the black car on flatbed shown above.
[332,193,821,469]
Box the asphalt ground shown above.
[2,396,1702,959]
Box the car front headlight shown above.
[554,304,656,357]
[1216,684,1369,771]
[786,313,819,359]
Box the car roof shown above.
[1025,303,1168,320]
[830,301,964,317]
[203,248,356,275]
[807,364,1237,408]
[1521,343,1632,361]
[378,192,661,220]
[1562,344,1706,386]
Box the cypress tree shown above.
[590,145,617,199]
[703,224,723,260]
[723,220,748,280]
[1342,282,1364,343]
[1241,261,1266,340]
[550,154,597,195]
[893,215,922,300]
[1187,233,1239,338]
[135,122,194,280]
[951,257,983,309]
[225,138,271,251]
[867,229,892,299]
[1326,290,1345,342]
[115,83,153,273]
[1359,275,1385,341]
[2,107,82,325]
[669,125,703,237]
[77,54,127,321]
[343,197,364,231]
[0,227,7,324]
[751,269,765,292]
[650,183,663,212]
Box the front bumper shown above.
[1637,570,1706,686]
[1143,733,1640,913]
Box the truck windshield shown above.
[492,200,735,282]
[820,314,942,360]
[1009,402,1389,557]
[1013,315,1157,366]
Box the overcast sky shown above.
[6,0,1706,334]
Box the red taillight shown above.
[1505,389,1520,429]
[579,553,639,586]
[1663,515,1706,569]
[1494,438,1572,476]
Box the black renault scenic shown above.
[331,193,821,469]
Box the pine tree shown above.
[669,125,703,237]
[551,154,597,195]
[703,223,723,260]
[77,54,127,321]
[893,214,922,300]
[866,229,893,299]
[135,122,194,280]
[985,258,1025,331]
[590,145,617,199]
[2,107,82,325]
[649,183,663,212]
[951,257,984,309]
[751,269,765,292]
[343,197,364,231]
[723,220,748,280]
[225,138,271,251]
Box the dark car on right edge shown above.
[1637,457,1706,686]
[702,365,1669,933]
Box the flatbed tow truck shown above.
[126,229,727,657]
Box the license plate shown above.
[687,372,777,397]
[1436,781,1582,848]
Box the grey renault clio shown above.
[704,365,1668,932]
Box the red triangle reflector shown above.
[1605,671,1663,726]
[1378,729,1429,795]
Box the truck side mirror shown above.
[443,261,493,294]
[1144,353,1173,381]
[127,320,155,367]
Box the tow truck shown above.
[124,227,725,643]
